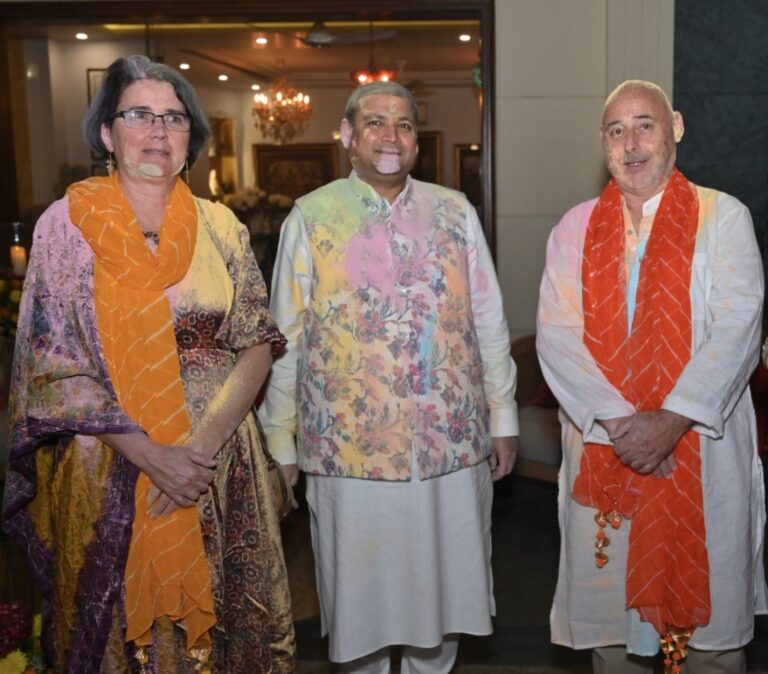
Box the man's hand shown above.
[598,416,634,441]
[611,410,693,475]
[488,436,518,481]
[652,454,679,479]
[279,462,300,488]
[277,462,300,516]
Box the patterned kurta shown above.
[1,196,295,672]
[537,185,768,652]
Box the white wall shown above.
[22,39,56,205]
[48,39,145,190]
[494,0,674,339]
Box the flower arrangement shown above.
[0,604,44,673]
[0,277,22,339]
[222,187,293,212]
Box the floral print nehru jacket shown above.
[260,172,517,481]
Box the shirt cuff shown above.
[490,404,519,437]
[264,430,299,466]
[584,401,637,444]
[662,394,723,439]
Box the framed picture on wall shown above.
[454,144,482,210]
[87,69,107,159]
[87,68,106,104]
[253,143,339,200]
[411,130,443,185]
[416,101,429,126]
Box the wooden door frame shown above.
[0,0,497,254]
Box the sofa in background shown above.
[510,334,562,482]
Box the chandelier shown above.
[253,68,311,144]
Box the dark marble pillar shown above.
[674,0,768,322]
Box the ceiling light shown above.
[179,63,190,70]
[350,22,396,87]
[75,32,88,40]
[218,74,229,82]
[351,66,396,87]
[251,84,261,91]
[459,33,471,42]
[255,37,268,45]
[253,62,311,144]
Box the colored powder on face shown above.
[137,162,164,178]
[374,152,401,175]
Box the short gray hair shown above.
[602,80,674,127]
[344,81,418,125]
[82,55,211,166]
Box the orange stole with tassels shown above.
[574,169,710,654]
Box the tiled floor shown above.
[3,473,768,672]
[290,474,768,673]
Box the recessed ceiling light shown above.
[255,37,268,45]
[179,63,190,70]
[251,84,261,91]
[459,33,471,42]
[75,32,88,40]
[218,74,229,82]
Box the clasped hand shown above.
[141,439,216,517]
[600,410,693,478]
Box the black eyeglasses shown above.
[112,109,191,132]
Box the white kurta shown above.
[306,461,494,663]
[537,184,768,652]
[259,175,518,663]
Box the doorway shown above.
[0,0,497,251]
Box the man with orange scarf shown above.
[537,80,767,674]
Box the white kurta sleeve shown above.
[662,193,764,438]
[466,204,518,436]
[258,205,312,466]
[536,201,636,444]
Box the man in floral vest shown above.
[259,81,518,673]
[537,80,767,674]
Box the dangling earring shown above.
[105,153,115,177]
[184,161,190,183]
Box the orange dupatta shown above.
[575,169,710,660]
[68,174,215,655]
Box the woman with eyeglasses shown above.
[2,55,295,672]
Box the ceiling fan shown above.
[299,20,396,48]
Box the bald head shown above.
[602,80,675,129]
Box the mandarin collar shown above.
[348,170,414,213]
[641,191,664,217]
